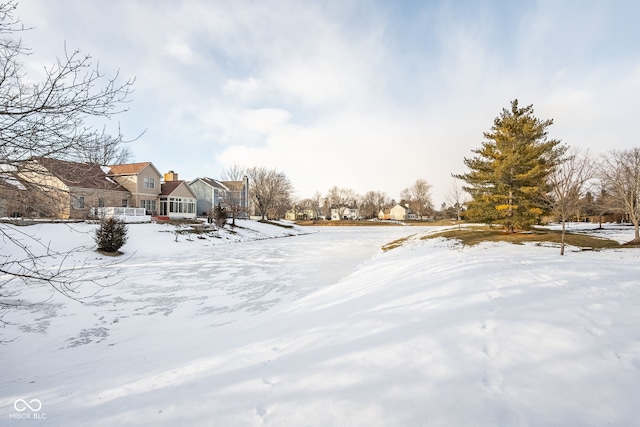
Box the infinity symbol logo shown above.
[14,399,42,412]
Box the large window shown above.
[143,177,155,189]
[168,197,195,214]
[141,199,156,213]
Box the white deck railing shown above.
[91,207,151,223]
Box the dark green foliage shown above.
[95,217,128,252]
[213,204,228,228]
[455,100,566,232]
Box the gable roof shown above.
[160,180,182,196]
[191,177,230,191]
[108,162,160,176]
[34,158,129,192]
[160,180,196,198]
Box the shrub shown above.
[95,217,128,253]
[212,204,228,229]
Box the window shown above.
[143,177,155,189]
[73,196,85,209]
[140,199,156,213]
[122,199,129,207]
[167,197,195,214]
[98,198,105,208]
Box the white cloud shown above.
[223,77,266,102]
[165,39,195,64]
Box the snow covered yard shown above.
[1,221,639,426]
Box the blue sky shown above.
[17,0,640,204]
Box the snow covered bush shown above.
[95,217,128,253]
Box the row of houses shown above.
[285,202,419,221]
[0,158,249,222]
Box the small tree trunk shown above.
[560,219,566,256]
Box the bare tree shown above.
[409,179,433,219]
[247,166,293,220]
[587,183,620,229]
[0,1,135,332]
[220,165,248,227]
[361,190,387,219]
[311,191,323,221]
[599,148,640,243]
[548,148,594,255]
[446,178,467,223]
[72,131,134,165]
[220,164,245,181]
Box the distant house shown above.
[378,208,391,220]
[285,205,322,221]
[159,171,197,219]
[16,158,131,219]
[390,204,410,221]
[330,205,360,220]
[188,176,250,218]
[107,162,162,215]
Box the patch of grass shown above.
[382,234,417,251]
[258,219,294,229]
[419,225,622,249]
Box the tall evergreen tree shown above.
[455,100,566,232]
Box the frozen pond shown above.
[5,225,431,343]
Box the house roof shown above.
[108,162,159,176]
[392,204,409,211]
[160,180,197,198]
[190,177,244,192]
[34,158,129,192]
[196,177,228,190]
[160,180,183,196]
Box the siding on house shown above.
[108,162,162,214]
[188,176,250,218]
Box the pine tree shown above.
[213,203,228,229]
[95,217,128,253]
[455,100,566,232]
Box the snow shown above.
[1,221,640,426]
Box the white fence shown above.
[91,207,151,223]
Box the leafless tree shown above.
[548,148,595,255]
[446,178,467,223]
[71,131,134,165]
[221,165,248,227]
[410,179,433,218]
[220,164,245,181]
[361,190,388,219]
[399,187,412,203]
[599,148,640,243]
[0,1,135,334]
[247,166,294,220]
[586,182,620,229]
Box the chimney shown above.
[164,170,178,181]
